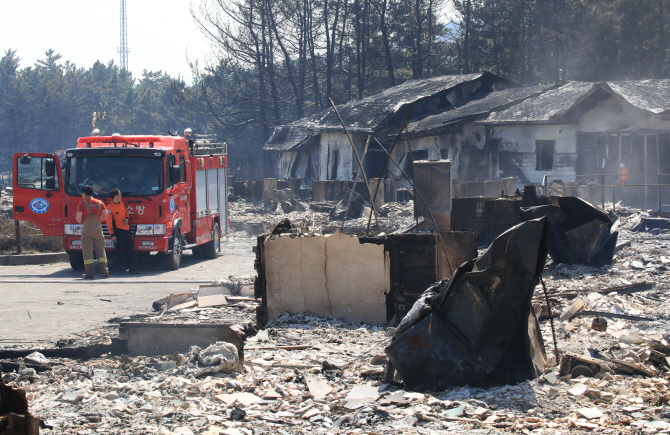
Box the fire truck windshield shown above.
[64,156,164,197]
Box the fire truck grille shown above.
[101,224,137,237]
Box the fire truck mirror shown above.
[44,158,56,177]
[45,177,56,190]
[170,165,181,184]
[19,155,32,165]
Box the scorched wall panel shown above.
[263,231,390,325]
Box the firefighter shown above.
[621,162,630,186]
[76,185,109,279]
[106,188,138,274]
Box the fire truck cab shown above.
[12,132,228,271]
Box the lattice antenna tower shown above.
[117,0,130,71]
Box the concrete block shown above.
[118,322,244,358]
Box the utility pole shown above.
[118,0,130,71]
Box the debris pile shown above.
[228,198,416,237]
[6,202,670,433]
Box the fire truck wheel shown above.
[68,251,85,271]
[162,231,182,270]
[203,223,220,259]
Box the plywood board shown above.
[197,285,232,308]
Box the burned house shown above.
[480,80,670,209]
[263,72,554,186]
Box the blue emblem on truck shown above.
[29,198,49,214]
[170,196,175,213]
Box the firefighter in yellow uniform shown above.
[76,185,110,279]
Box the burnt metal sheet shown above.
[520,196,618,266]
[413,160,452,232]
[0,366,39,434]
[632,217,670,232]
[386,218,549,391]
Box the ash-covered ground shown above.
[5,201,670,434]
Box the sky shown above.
[0,0,214,81]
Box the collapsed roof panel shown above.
[404,84,555,136]
[295,73,493,133]
[278,72,511,136]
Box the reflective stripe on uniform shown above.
[84,259,95,265]
[98,258,107,263]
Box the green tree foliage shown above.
[0,50,208,175]
[2,1,670,180]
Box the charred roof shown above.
[264,72,514,152]
[401,84,556,138]
[484,79,670,124]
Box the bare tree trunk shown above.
[249,0,270,141]
[324,0,342,99]
[268,1,304,118]
[360,0,369,97]
[490,0,501,75]
[463,0,471,74]
[377,0,396,86]
[427,0,433,77]
[414,0,423,78]
[261,1,281,124]
[656,0,667,78]
[354,0,363,98]
[308,0,322,109]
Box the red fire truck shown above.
[12,131,228,271]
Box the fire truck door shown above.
[12,153,65,236]
[177,154,191,233]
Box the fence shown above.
[541,173,670,212]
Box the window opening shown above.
[535,140,555,171]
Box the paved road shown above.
[0,250,256,346]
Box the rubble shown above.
[4,200,670,433]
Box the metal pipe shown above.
[340,136,370,231]
[659,174,662,213]
[366,107,415,234]
[328,98,380,234]
[540,277,559,364]
[372,137,453,275]
[405,124,418,231]
[14,220,21,254]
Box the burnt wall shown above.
[256,229,479,326]
[452,197,522,245]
